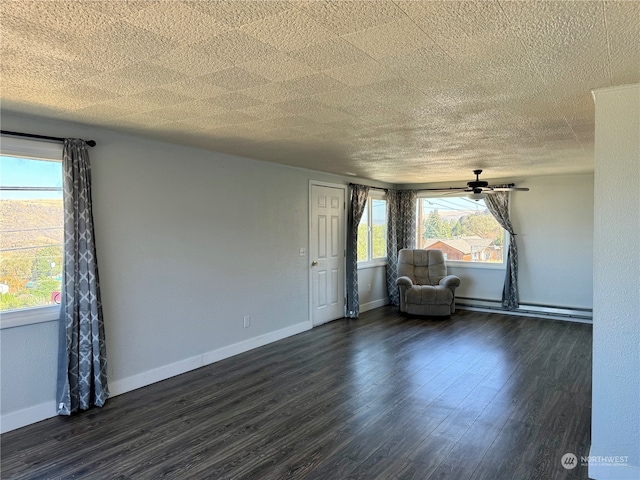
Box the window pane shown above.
[1,156,63,311]
[357,203,369,262]
[416,196,504,263]
[371,199,387,259]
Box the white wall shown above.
[590,84,639,480]
[357,265,389,312]
[0,321,59,423]
[0,112,391,431]
[447,264,505,302]
[401,174,594,309]
[511,173,594,308]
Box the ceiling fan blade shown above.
[490,186,529,192]
[442,190,471,196]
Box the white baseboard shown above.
[457,305,593,324]
[456,297,592,323]
[110,321,311,396]
[1,321,311,434]
[0,401,57,434]
[360,298,390,313]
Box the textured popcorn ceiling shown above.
[1,1,638,184]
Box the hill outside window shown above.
[0,137,63,325]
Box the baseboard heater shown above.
[456,297,593,322]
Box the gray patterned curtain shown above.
[484,191,519,310]
[386,189,417,306]
[57,139,109,415]
[346,184,370,318]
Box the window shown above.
[416,195,505,265]
[1,138,63,315]
[357,192,387,263]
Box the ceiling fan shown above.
[424,170,529,200]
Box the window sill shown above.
[447,261,506,271]
[0,305,60,329]
[358,259,387,270]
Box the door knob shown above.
[311,260,318,266]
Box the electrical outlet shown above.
[299,247,306,256]
[243,315,251,328]
[368,283,372,292]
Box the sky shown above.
[0,156,63,200]
[370,198,386,225]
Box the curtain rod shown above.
[350,184,443,193]
[0,130,96,147]
[354,185,514,194]
[349,183,387,192]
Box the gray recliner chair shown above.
[396,249,461,316]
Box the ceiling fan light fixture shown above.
[421,170,530,196]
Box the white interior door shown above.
[310,184,345,326]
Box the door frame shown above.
[308,180,348,327]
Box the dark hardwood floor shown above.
[1,307,592,480]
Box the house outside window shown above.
[357,192,387,264]
[416,195,506,266]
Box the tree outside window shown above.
[416,196,505,264]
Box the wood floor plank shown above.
[390,434,458,480]
[1,308,592,480]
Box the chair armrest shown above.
[396,276,413,287]
[439,275,460,289]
